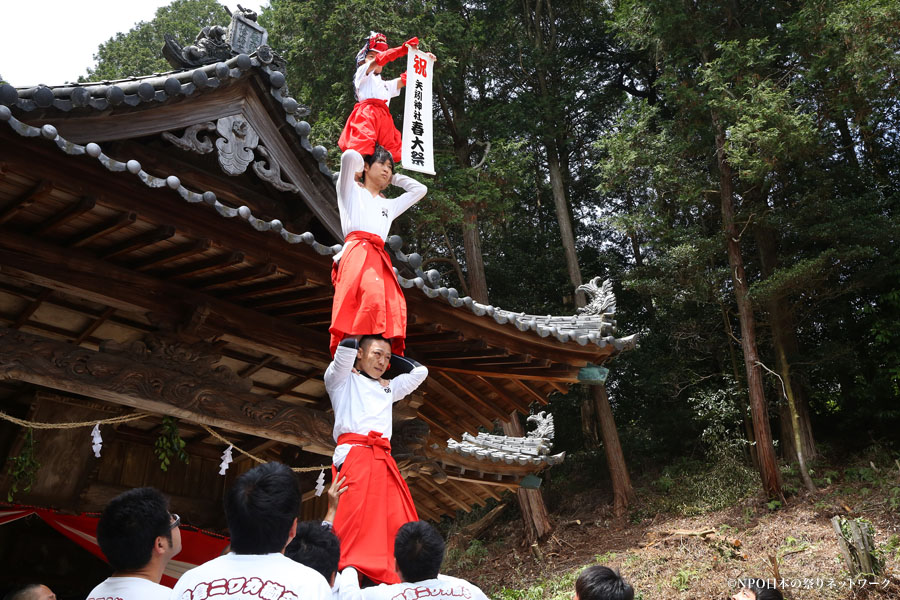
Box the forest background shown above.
[78,0,899,597]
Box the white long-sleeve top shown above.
[354,62,403,104]
[336,150,427,245]
[325,344,428,467]
[337,568,490,600]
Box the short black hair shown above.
[359,334,391,351]
[225,462,300,554]
[286,522,341,581]
[360,145,395,183]
[3,584,46,600]
[739,579,784,600]
[394,521,444,582]
[575,566,634,600]
[97,487,171,571]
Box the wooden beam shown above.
[472,376,518,416]
[513,379,550,406]
[418,476,470,512]
[245,287,333,309]
[128,239,212,270]
[0,326,336,455]
[160,251,244,279]
[238,354,277,378]
[12,288,52,329]
[0,179,53,225]
[419,379,488,431]
[66,211,137,248]
[98,225,176,259]
[429,364,581,383]
[0,227,332,361]
[442,477,484,507]
[436,371,511,422]
[74,307,116,345]
[218,275,307,301]
[31,195,96,235]
[190,263,277,290]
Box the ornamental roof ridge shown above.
[1,51,335,183]
[0,104,640,352]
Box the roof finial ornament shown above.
[162,5,269,69]
[576,276,617,318]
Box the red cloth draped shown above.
[0,503,229,587]
[330,231,407,357]
[338,98,402,162]
[331,431,418,585]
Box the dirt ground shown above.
[444,467,900,600]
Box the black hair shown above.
[394,521,445,582]
[575,566,634,600]
[225,462,300,554]
[738,579,784,600]
[285,521,341,582]
[360,145,394,183]
[2,584,47,600]
[96,487,171,572]
[359,334,391,352]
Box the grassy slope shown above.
[442,449,900,600]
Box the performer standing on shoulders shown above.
[325,335,427,585]
[339,32,418,161]
[330,147,426,357]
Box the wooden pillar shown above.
[502,412,552,544]
[592,385,635,517]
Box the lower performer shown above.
[330,147,426,357]
[324,335,428,585]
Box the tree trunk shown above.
[753,211,818,467]
[712,113,782,499]
[546,145,585,306]
[462,203,489,303]
[502,413,552,544]
[592,386,635,516]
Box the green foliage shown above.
[671,568,699,592]
[82,0,228,81]
[6,428,39,502]
[155,416,189,472]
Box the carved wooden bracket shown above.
[162,117,299,192]
[0,327,335,455]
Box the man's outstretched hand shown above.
[324,475,349,524]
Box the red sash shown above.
[329,231,407,357]
[331,430,418,585]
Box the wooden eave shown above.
[0,86,615,520]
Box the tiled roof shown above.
[445,412,565,467]
[0,54,639,353]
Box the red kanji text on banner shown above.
[401,49,435,175]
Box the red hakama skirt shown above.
[332,431,418,585]
[338,98,402,162]
[330,231,406,357]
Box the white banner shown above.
[401,49,435,175]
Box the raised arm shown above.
[389,173,427,218]
[324,338,359,395]
[337,150,365,217]
[390,355,428,401]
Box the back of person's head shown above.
[575,566,633,600]
[225,461,300,554]
[2,584,54,600]
[393,521,445,582]
[736,578,783,600]
[285,522,341,583]
[97,487,171,571]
